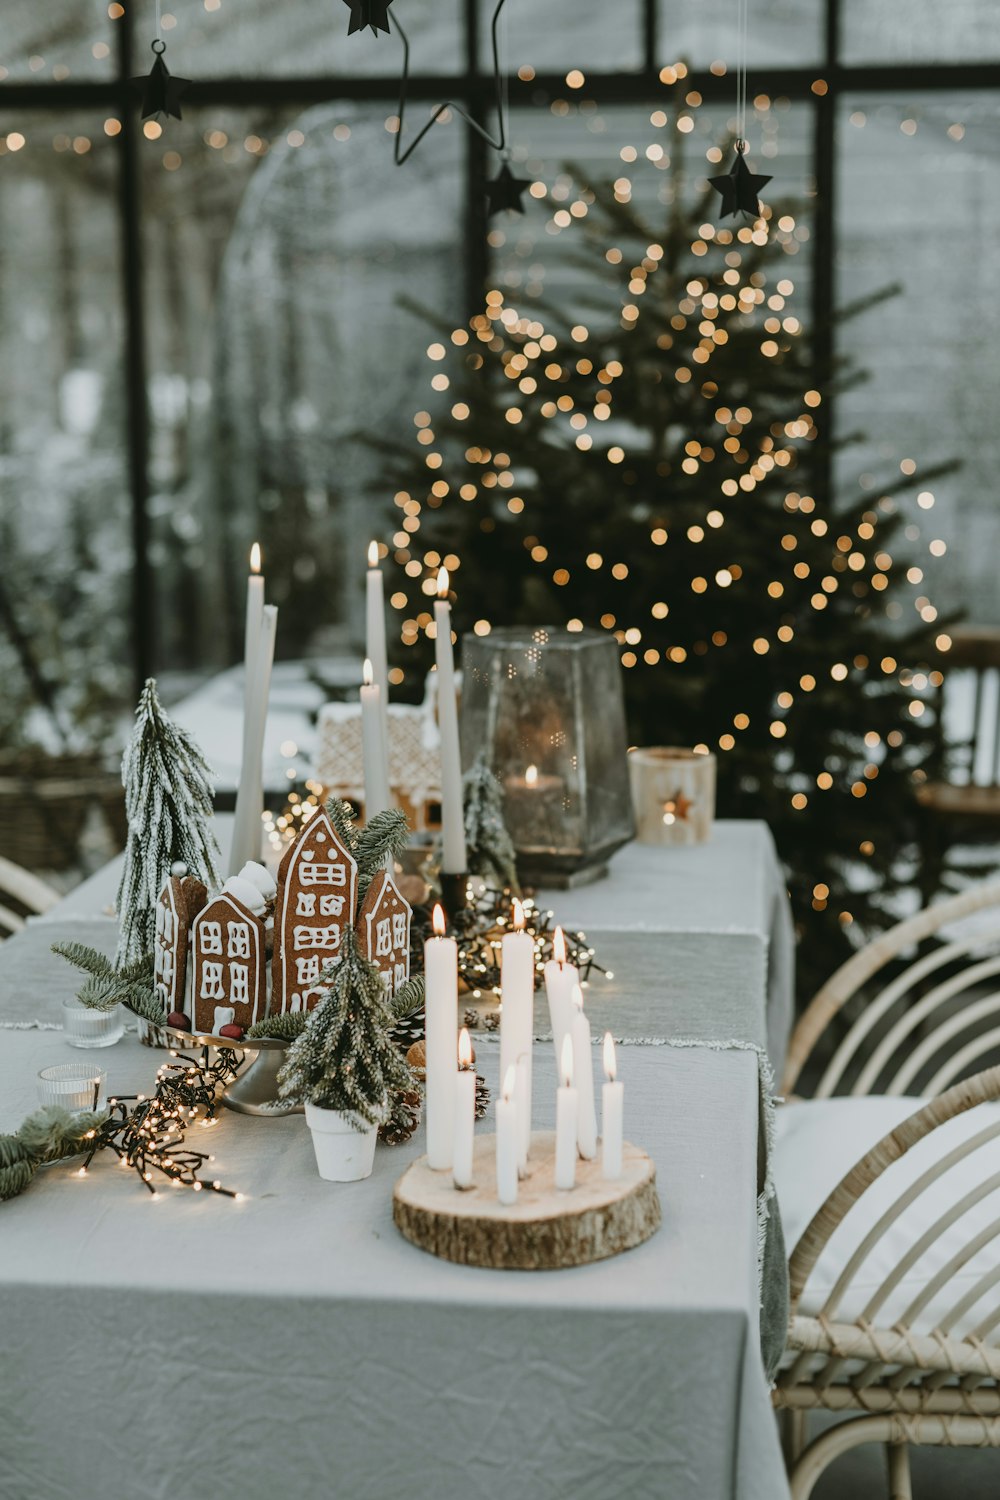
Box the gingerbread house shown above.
[190,891,267,1033]
[357,867,411,999]
[271,808,358,1014]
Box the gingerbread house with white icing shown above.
[357,867,411,999]
[190,891,267,1033]
[271,809,358,1014]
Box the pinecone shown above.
[379,1087,423,1146]
[474,1073,490,1120]
[483,1011,500,1033]
[463,1007,481,1030]
[389,1005,425,1053]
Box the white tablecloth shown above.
[0,826,794,1500]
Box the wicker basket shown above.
[0,752,125,872]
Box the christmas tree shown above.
[277,926,413,1124]
[376,96,954,998]
[115,679,220,965]
[463,753,520,892]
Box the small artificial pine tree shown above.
[463,753,520,892]
[277,926,413,1125]
[376,90,955,999]
[115,679,220,965]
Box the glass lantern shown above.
[461,626,634,887]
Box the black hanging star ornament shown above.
[709,143,771,220]
[343,0,393,36]
[136,41,190,123]
[486,161,531,216]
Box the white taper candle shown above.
[495,1064,519,1206]
[601,1032,624,1181]
[452,1028,476,1190]
[570,982,597,1160]
[555,1034,577,1191]
[424,904,457,1170]
[434,567,467,875]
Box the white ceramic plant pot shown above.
[305,1103,378,1182]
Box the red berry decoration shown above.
[219,1023,244,1041]
[167,1011,191,1031]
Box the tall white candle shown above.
[500,899,534,1161]
[434,567,467,875]
[453,1028,476,1190]
[543,925,578,1071]
[424,904,457,1170]
[496,1064,519,1206]
[229,542,265,874]
[366,541,393,805]
[515,1054,530,1176]
[555,1035,577,1191]
[570,982,597,1160]
[360,657,390,818]
[602,1032,624,1181]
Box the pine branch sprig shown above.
[52,942,163,1022]
[245,1011,308,1043]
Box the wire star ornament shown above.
[486,161,532,216]
[343,0,393,36]
[709,142,771,220]
[136,41,191,123]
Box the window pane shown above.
[658,0,823,68]
[488,0,643,72]
[143,102,467,674]
[843,0,994,63]
[156,0,463,78]
[0,114,130,756]
[494,98,815,309]
[1,0,116,81]
[836,94,996,615]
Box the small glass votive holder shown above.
[37,1063,108,1113]
[62,998,124,1049]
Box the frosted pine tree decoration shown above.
[463,754,520,893]
[277,927,413,1126]
[115,678,220,966]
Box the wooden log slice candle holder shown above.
[393,1131,660,1269]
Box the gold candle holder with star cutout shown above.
[628,747,716,847]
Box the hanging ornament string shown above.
[392,0,508,166]
[708,0,771,220]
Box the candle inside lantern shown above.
[424,904,457,1171]
[602,1032,624,1181]
[500,898,534,1164]
[543,924,577,1072]
[555,1035,577,1191]
[452,1027,476,1190]
[433,567,467,876]
[360,657,390,818]
[570,982,597,1160]
[366,540,393,805]
[495,1064,519,1206]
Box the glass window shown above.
[489,0,643,73]
[835,93,997,616]
[143,102,467,673]
[658,0,824,69]
[843,0,994,64]
[1,1,116,82]
[0,114,130,751]
[162,0,464,79]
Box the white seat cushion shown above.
[775,1094,1000,1338]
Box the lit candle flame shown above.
[571,981,584,1011]
[525,763,538,786]
[553,925,566,966]
[603,1031,616,1082]
[512,897,525,931]
[363,657,374,687]
[368,540,379,568]
[561,1034,574,1088]
[436,565,450,598]
[502,1064,517,1102]
[250,541,261,574]
[432,903,446,937]
[458,1027,473,1069]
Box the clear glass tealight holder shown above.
[37,1063,108,1113]
[62,998,124,1049]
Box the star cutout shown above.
[486,162,531,216]
[662,791,694,825]
[708,148,771,220]
[136,48,191,123]
[343,0,393,36]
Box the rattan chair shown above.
[0,853,59,938]
[774,880,1000,1498]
